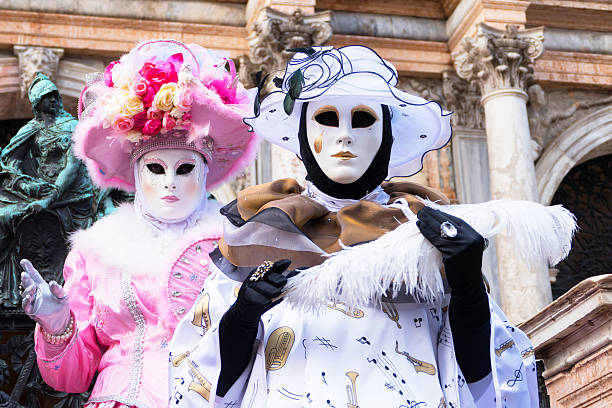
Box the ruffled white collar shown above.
[69,201,223,277]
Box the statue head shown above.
[37,91,61,118]
[28,73,63,120]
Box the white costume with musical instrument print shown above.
[169,238,539,408]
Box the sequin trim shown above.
[87,395,151,408]
[167,237,218,323]
[129,137,213,164]
[120,269,146,403]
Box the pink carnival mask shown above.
[137,149,207,221]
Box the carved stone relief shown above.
[398,73,484,130]
[396,76,458,201]
[398,77,444,105]
[13,46,64,99]
[238,7,332,89]
[229,165,254,197]
[528,85,612,160]
[442,71,484,129]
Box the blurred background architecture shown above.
[0,1,610,406]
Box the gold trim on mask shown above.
[312,105,340,121]
[351,105,380,122]
[314,132,323,154]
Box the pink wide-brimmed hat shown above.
[74,39,258,191]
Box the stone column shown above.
[454,24,550,322]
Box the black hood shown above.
[297,102,393,200]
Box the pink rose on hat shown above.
[173,89,193,112]
[142,119,162,136]
[163,112,177,131]
[112,115,134,132]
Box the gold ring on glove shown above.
[249,261,274,282]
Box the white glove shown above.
[20,259,71,335]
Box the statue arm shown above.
[23,149,80,206]
[50,150,80,199]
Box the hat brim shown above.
[244,72,452,177]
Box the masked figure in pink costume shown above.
[18,39,258,408]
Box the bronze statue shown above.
[0,73,97,307]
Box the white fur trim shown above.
[284,199,577,311]
[69,200,224,278]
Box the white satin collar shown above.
[302,181,390,212]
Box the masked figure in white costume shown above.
[169,46,576,407]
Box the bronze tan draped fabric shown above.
[219,179,449,268]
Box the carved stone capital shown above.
[239,7,332,88]
[453,24,544,97]
[13,46,64,99]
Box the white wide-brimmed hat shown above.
[244,45,452,176]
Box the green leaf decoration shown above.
[288,70,303,99]
[283,93,295,115]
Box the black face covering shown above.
[298,102,393,200]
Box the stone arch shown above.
[536,105,612,205]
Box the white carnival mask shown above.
[137,148,207,221]
[306,98,383,183]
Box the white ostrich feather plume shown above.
[284,200,577,311]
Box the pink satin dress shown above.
[33,204,222,408]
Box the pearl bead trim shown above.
[41,316,75,345]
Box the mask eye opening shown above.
[145,163,165,175]
[351,106,378,129]
[313,106,340,127]
[176,163,196,175]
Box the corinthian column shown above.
[453,24,550,322]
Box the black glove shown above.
[217,259,295,397]
[416,206,486,300]
[417,206,491,383]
